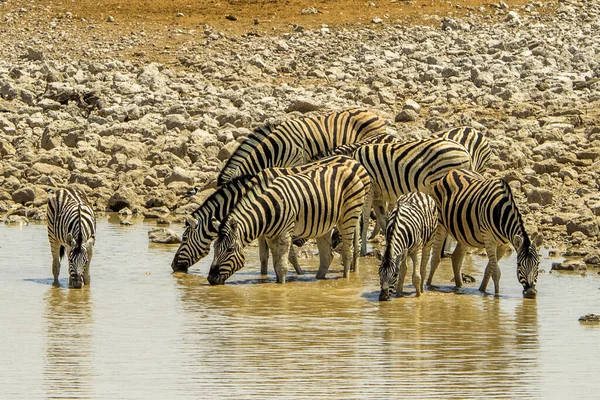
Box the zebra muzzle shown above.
[523,286,537,298]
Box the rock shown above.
[301,7,319,15]
[395,109,418,122]
[525,188,553,206]
[3,215,29,225]
[148,228,181,244]
[286,98,323,113]
[579,314,600,324]
[143,206,170,219]
[403,99,421,113]
[107,187,142,212]
[217,141,240,161]
[505,11,521,25]
[164,167,194,186]
[11,187,36,204]
[551,261,587,272]
[566,218,599,237]
[0,117,16,134]
[26,47,45,61]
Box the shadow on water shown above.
[43,286,93,399]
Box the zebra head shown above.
[514,233,544,298]
[67,233,94,289]
[171,215,215,273]
[208,217,245,285]
[379,252,400,301]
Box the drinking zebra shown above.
[352,138,473,255]
[217,108,386,186]
[171,155,361,275]
[47,188,97,288]
[379,192,438,301]
[427,169,543,298]
[208,157,370,285]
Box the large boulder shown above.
[148,228,181,244]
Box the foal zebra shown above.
[379,192,438,301]
[427,169,543,297]
[208,157,370,285]
[171,155,359,275]
[352,138,473,254]
[217,108,386,186]
[47,188,96,288]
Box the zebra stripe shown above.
[437,126,491,173]
[427,169,543,297]
[208,157,370,285]
[352,138,473,254]
[379,192,438,301]
[47,188,96,288]
[217,108,386,186]
[172,155,367,274]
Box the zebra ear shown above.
[185,215,198,230]
[532,233,544,250]
[210,217,221,233]
[84,237,95,256]
[513,234,523,251]
[67,233,77,248]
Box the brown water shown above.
[1,215,599,399]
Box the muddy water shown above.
[1,216,599,399]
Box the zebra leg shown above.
[397,255,407,296]
[368,201,387,240]
[352,223,360,272]
[451,242,467,290]
[50,243,62,286]
[259,237,269,275]
[410,250,422,297]
[360,188,375,255]
[267,233,292,284]
[479,239,500,295]
[419,241,433,294]
[315,234,333,279]
[288,246,304,275]
[427,226,447,287]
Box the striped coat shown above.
[427,169,543,297]
[47,188,96,288]
[352,138,473,254]
[209,157,370,284]
[171,155,361,275]
[379,192,438,300]
[217,108,386,185]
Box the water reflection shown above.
[172,253,543,398]
[43,287,93,399]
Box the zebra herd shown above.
[46,108,543,299]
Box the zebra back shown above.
[311,132,399,160]
[438,126,491,173]
[431,168,526,248]
[354,138,473,202]
[47,188,96,248]
[217,108,386,186]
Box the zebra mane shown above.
[189,175,256,221]
[216,122,281,186]
[499,177,531,248]
[75,203,84,247]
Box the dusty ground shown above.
[0,0,544,63]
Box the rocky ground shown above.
[1,0,600,268]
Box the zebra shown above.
[171,155,366,275]
[352,138,473,255]
[437,126,491,173]
[208,157,370,285]
[217,108,386,186]
[426,169,543,298]
[379,192,438,301]
[324,128,491,243]
[47,188,97,288]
